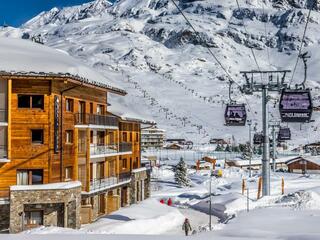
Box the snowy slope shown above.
[1,0,320,145]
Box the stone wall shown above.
[130,168,150,204]
[0,203,9,232]
[9,185,81,233]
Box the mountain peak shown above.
[23,0,113,29]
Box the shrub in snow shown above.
[241,143,252,160]
[174,157,191,187]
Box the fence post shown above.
[242,179,246,195]
[257,177,262,200]
[281,177,284,195]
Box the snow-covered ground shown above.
[8,154,320,239]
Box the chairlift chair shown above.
[253,133,263,145]
[277,127,291,142]
[279,89,312,123]
[224,81,247,126]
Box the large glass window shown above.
[24,211,43,227]
[32,95,44,109]
[18,95,31,108]
[65,99,74,112]
[17,169,43,185]
[18,95,44,109]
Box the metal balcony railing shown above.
[75,113,118,127]
[90,144,118,156]
[90,143,132,156]
[0,110,7,122]
[119,142,132,152]
[90,173,131,191]
[0,145,7,159]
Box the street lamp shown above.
[208,169,214,230]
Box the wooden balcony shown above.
[74,113,118,128]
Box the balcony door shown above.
[78,101,86,124]
[97,131,105,146]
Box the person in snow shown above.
[182,218,192,236]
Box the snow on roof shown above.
[0,37,125,94]
[10,181,81,191]
[286,155,320,166]
[227,156,299,166]
[108,95,155,124]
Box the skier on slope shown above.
[182,218,192,236]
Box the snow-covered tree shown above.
[241,143,252,160]
[225,144,231,152]
[174,157,191,187]
[215,144,224,151]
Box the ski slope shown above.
[1,0,320,145]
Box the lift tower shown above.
[240,70,291,196]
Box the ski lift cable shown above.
[261,0,271,67]
[289,0,316,86]
[234,0,262,74]
[170,0,255,118]
[170,0,235,83]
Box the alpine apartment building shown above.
[0,37,151,233]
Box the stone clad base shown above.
[9,183,81,233]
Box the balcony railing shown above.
[90,143,132,157]
[0,110,7,122]
[119,142,132,152]
[90,173,131,192]
[0,145,7,159]
[75,113,118,127]
[90,144,118,156]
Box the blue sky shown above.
[0,0,95,27]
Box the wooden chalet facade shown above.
[286,156,320,174]
[0,38,150,233]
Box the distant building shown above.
[286,156,320,174]
[164,143,183,150]
[165,138,186,145]
[209,138,227,145]
[141,127,165,150]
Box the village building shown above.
[141,126,165,150]
[285,156,320,174]
[0,37,151,233]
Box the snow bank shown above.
[83,198,185,234]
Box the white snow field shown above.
[1,0,320,144]
[5,162,319,239]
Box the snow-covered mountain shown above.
[1,0,320,145]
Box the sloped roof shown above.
[0,37,126,94]
[285,155,320,166]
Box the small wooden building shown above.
[164,143,183,150]
[286,156,320,174]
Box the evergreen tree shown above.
[174,157,191,187]
[241,143,252,160]
[215,144,223,151]
[257,146,263,155]
[225,144,231,152]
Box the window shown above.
[18,95,30,108]
[65,167,73,181]
[97,105,104,115]
[136,133,139,142]
[31,129,44,144]
[122,158,127,169]
[66,99,74,112]
[24,211,43,227]
[32,95,44,109]
[65,130,73,144]
[129,133,133,142]
[90,103,94,114]
[18,95,44,109]
[17,169,43,185]
[122,132,127,142]
[90,131,93,144]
